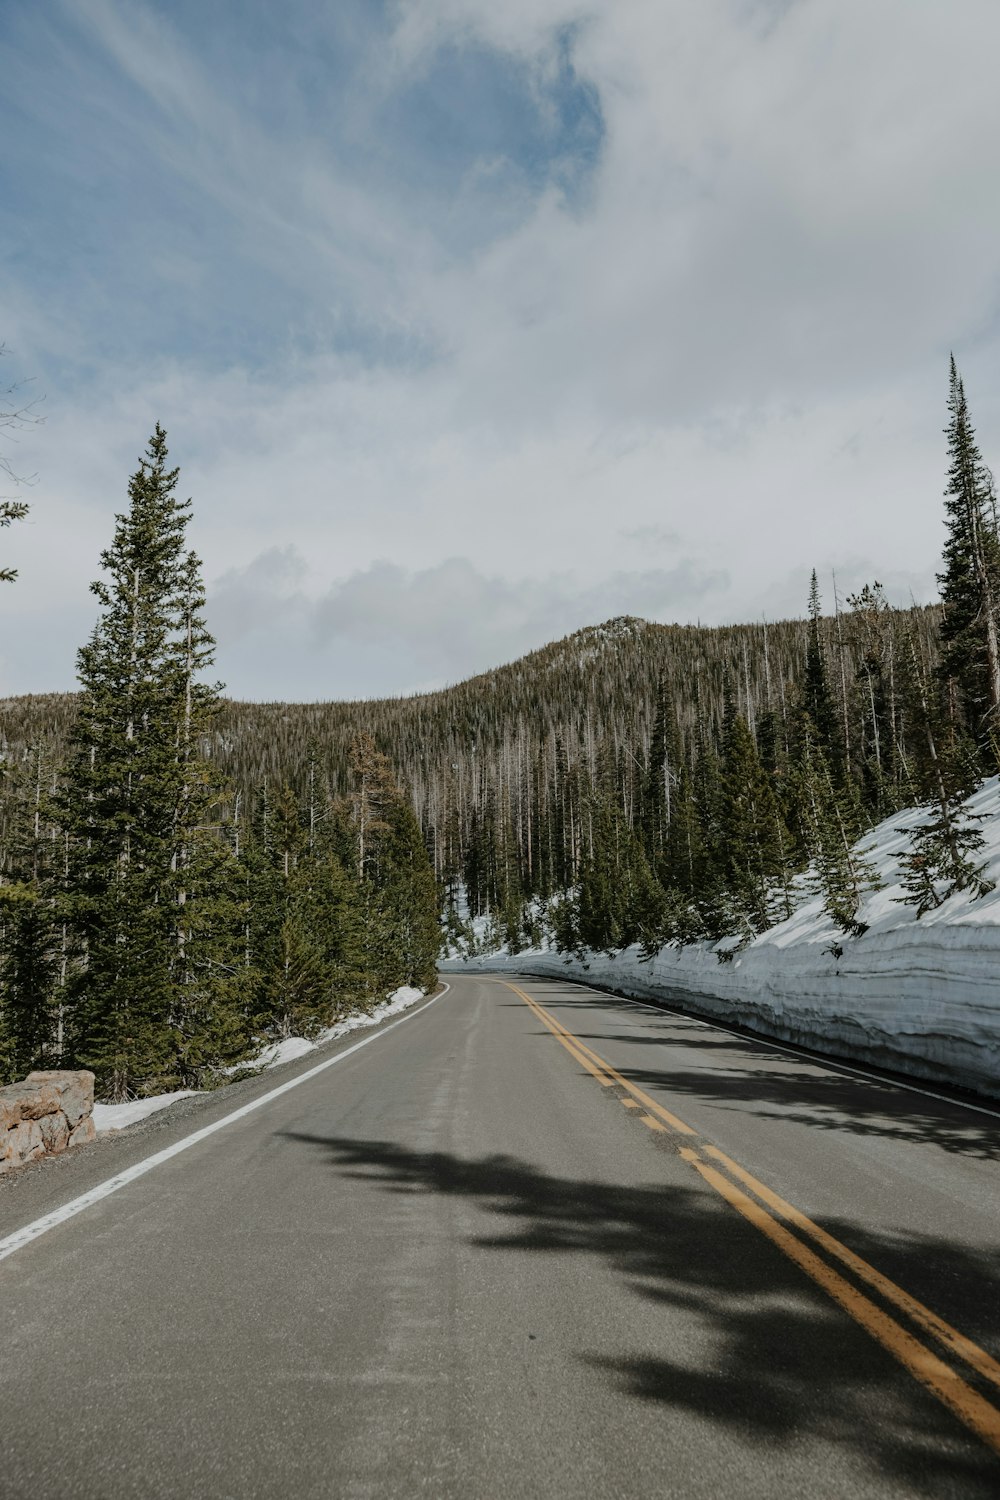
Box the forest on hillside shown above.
[0,599,944,916]
[3,360,1000,1090]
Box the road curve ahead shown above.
[2,973,1000,1499]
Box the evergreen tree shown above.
[804,571,841,768]
[937,357,1000,762]
[659,762,710,943]
[570,745,666,957]
[0,748,61,1080]
[897,633,993,915]
[59,427,247,1098]
[639,688,679,860]
[793,723,879,937]
[846,582,901,818]
[339,733,439,997]
[380,796,441,989]
[0,884,57,1081]
[688,716,729,939]
[0,496,28,585]
[719,696,791,936]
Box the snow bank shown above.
[240,1037,316,1070]
[315,984,426,1044]
[93,986,429,1133]
[93,1091,197,1133]
[443,780,1000,1099]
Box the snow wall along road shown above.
[443,779,1000,1101]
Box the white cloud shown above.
[4,0,1000,697]
[210,550,727,689]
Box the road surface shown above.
[2,973,999,1498]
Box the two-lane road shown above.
[2,974,999,1498]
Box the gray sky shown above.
[3,0,1000,700]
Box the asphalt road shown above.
[2,973,1000,1499]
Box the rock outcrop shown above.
[0,1071,96,1175]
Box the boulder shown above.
[38,1110,71,1155]
[0,1119,45,1173]
[0,1127,16,1173]
[68,1116,96,1149]
[0,1081,61,1122]
[0,1094,22,1130]
[26,1070,95,1128]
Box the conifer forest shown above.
[2,360,999,1096]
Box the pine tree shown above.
[380,796,441,989]
[804,571,842,768]
[719,695,791,937]
[339,734,438,997]
[688,717,729,939]
[793,723,879,937]
[0,747,61,1079]
[846,582,900,818]
[639,688,679,860]
[0,497,29,585]
[897,632,993,915]
[59,427,246,1098]
[0,884,57,1081]
[937,357,1000,762]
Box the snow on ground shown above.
[92,1091,198,1133]
[443,779,1000,1098]
[92,986,429,1134]
[316,984,426,1044]
[237,1036,316,1070]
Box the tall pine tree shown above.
[937,357,1000,763]
[60,427,247,1098]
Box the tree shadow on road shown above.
[500,992,1000,1164]
[284,1127,1000,1498]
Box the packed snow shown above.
[92,986,428,1134]
[443,779,1000,1098]
[93,1091,197,1133]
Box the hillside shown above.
[1,601,942,904]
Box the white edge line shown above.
[503,971,1000,1122]
[0,983,450,1265]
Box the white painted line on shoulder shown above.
[0,983,450,1266]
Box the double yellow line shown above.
[503,980,1000,1457]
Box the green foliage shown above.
[937,358,1000,761]
[55,428,248,1098]
[719,696,792,936]
[804,572,841,767]
[791,725,880,937]
[896,633,993,915]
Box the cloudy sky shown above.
[2,0,1000,701]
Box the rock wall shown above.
[0,1071,96,1175]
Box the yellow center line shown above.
[503,982,695,1134]
[701,1143,1000,1397]
[499,978,1000,1458]
[681,1148,1000,1457]
[509,984,615,1087]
